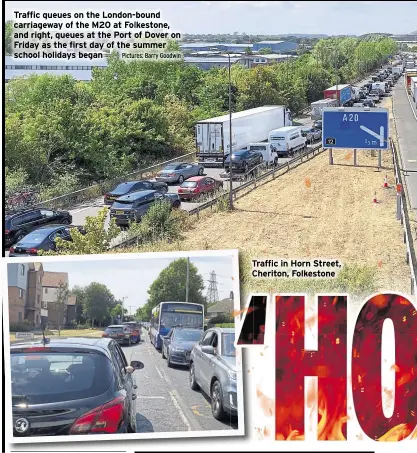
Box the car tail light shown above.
[9,246,15,254]
[26,248,38,255]
[192,188,199,193]
[102,332,108,337]
[104,194,109,199]
[178,188,183,193]
[70,396,125,434]
[167,173,175,177]
[5,229,9,235]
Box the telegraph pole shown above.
[185,257,190,302]
[121,296,127,323]
[228,52,234,210]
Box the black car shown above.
[104,180,168,205]
[162,327,204,367]
[102,325,138,345]
[313,120,323,130]
[10,338,144,437]
[9,225,86,257]
[224,149,263,173]
[109,190,181,227]
[5,208,72,248]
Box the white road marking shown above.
[137,396,165,399]
[155,365,164,380]
[169,390,192,431]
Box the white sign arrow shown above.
[359,125,385,147]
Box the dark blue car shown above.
[161,327,204,368]
[104,180,168,205]
[9,225,85,257]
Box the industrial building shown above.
[240,54,297,68]
[252,40,298,53]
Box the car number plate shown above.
[115,210,124,215]
[206,158,215,162]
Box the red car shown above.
[177,176,223,200]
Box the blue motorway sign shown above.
[322,107,389,150]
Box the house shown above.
[26,263,44,328]
[7,263,30,325]
[42,271,69,329]
[66,295,77,325]
[206,298,234,319]
[252,40,298,53]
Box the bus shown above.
[150,301,205,350]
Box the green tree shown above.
[82,282,116,327]
[258,47,273,55]
[147,258,206,312]
[5,20,13,55]
[110,303,128,322]
[71,286,87,324]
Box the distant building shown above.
[241,53,297,68]
[180,42,253,53]
[7,263,30,325]
[206,298,234,319]
[26,263,44,328]
[184,56,243,70]
[66,295,77,325]
[393,35,417,42]
[42,272,69,329]
[252,40,298,53]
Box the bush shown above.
[5,167,30,196]
[10,320,33,332]
[40,173,81,201]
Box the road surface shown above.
[122,329,239,433]
[392,77,417,210]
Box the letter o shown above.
[74,12,84,18]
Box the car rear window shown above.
[112,182,136,194]
[105,326,125,333]
[112,200,134,208]
[18,231,49,244]
[11,352,113,404]
[174,329,203,342]
[181,181,198,188]
[164,164,180,170]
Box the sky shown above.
[36,254,235,313]
[5,1,416,36]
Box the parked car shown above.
[9,225,86,256]
[122,321,142,343]
[189,327,238,421]
[109,190,181,227]
[11,338,144,436]
[313,119,322,130]
[224,149,263,173]
[102,325,138,345]
[104,180,168,205]
[177,176,224,201]
[162,327,204,367]
[155,162,204,184]
[5,208,72,248]
[301,127,322,142]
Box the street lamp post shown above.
[228,53,234,210]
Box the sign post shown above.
[322,107,389,154]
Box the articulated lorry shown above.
[323,84,353,106]
[195,105,292,166]
[405,70,417,93]
[310,98,338,120]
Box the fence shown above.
[112,144,323,249]
[32,152,195,211]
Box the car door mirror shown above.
[201,345,215,355]
[129,360,144,371]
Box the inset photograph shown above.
[3,250,244,443]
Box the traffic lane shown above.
[122,332,238,433]
[392,78,417,210]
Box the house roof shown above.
[207,298,233,314]
[67,295,77,306]
[28,262,43,272]
[42,271,68,288]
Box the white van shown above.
[268,126,306,157]
[248,142,278,167]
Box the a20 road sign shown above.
[322,107,389,150]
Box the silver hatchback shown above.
[189,327,238,421]
[155,162,205,184]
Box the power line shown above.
[206,270,220,304]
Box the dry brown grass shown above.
[119,97,411,297]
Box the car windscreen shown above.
[249,146,266,151]
[160,312,203,329]
[105,326,125,333]
[231,153,244,160]
[11,352,113,404]
[112,182,136,194]
[174,330,203,342]
[181,181,198,188]
[17,230,50,244]
[221,333,236,357]
[112,200,135,208]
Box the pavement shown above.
[392,77,417,210]
[122,329,239,433]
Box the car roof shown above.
[10,337,114,357]
[114,180,142,186]
[184,176,205,182]
[25,224,70,233]
[173,326,202,331]
[208,327,235,334]
[115,190,157,201]
[107,324,125,327]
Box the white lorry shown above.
[195,105,292,167]
[372,81,388,95]
[411,77,417,101]
[268,126,306,157]
[310,98,338,120]
[392,65,403,75]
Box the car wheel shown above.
[173,200,181,208]
[127,408,137,433]
[244,163,249,173]
[190,362,199,390]
[198,167,204,176]
[211,380,226,420]
[178,175,184,184]
[161,345,166,359]
[167,351,173,368]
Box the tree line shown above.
[5,36,396,199]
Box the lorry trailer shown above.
[310,98,338,120]
[323,84,353,106]
[195,105,292,167]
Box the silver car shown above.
[189,327,238,420]
[155,162,205,184]
[301,128,322,142]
